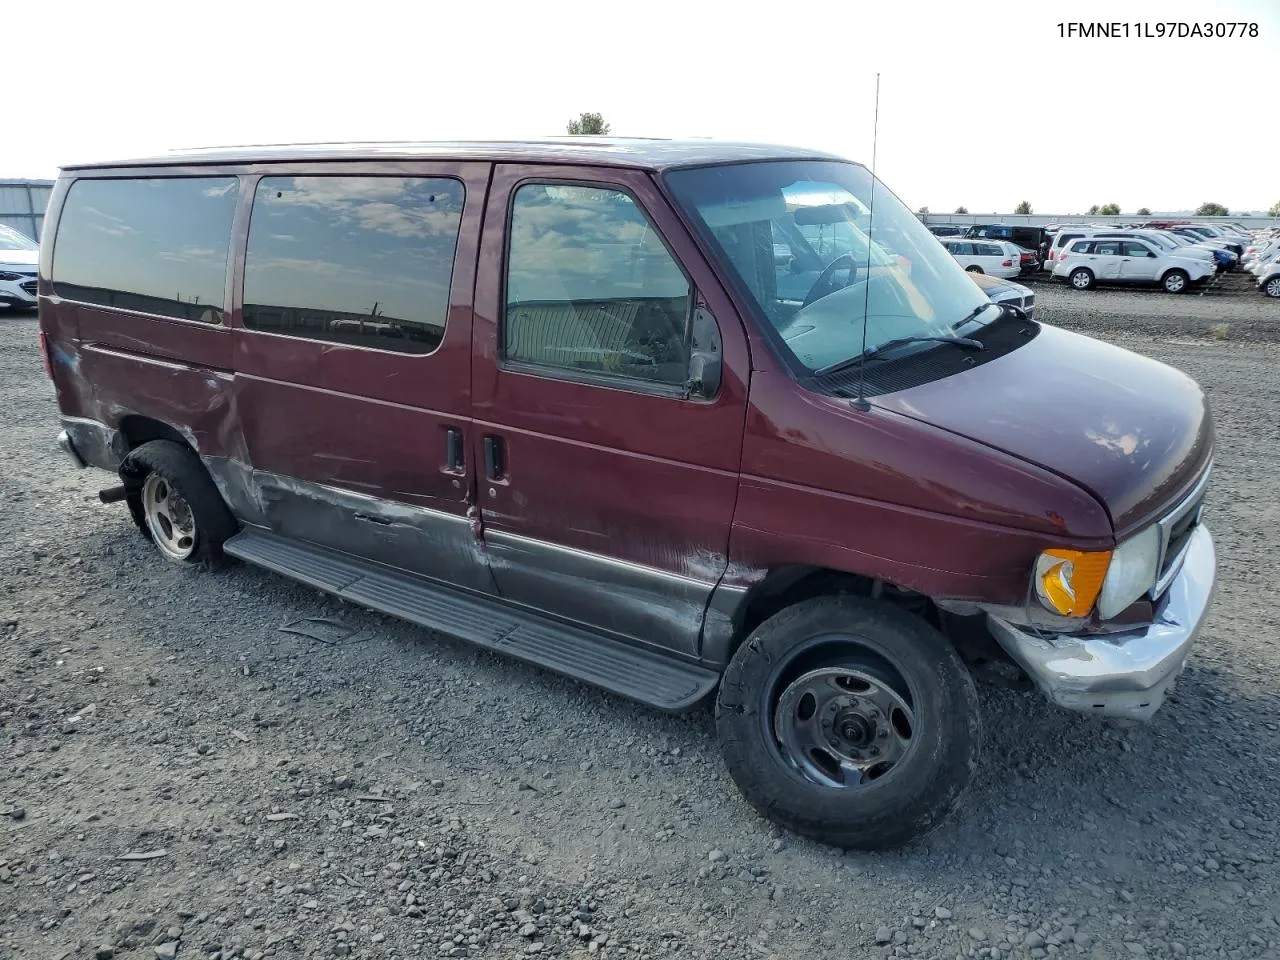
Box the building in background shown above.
[1,180,55,241]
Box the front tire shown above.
[1263,276,1280,298]
[1069,268,1095,290]
[120,440,238,566]
[1162,269,1189,293]
[716,596,980,850]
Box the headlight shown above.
[1034,549,1111,618]
[1032,525,1161,621]
[1097,524,1161,619]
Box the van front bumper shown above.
[987,525,1216,721]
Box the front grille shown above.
[1152,465,1210,598]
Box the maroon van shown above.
[38,140,1216,849]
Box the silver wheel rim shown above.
[142,473,197,560]
[1166,273,1185,292]
[1072,271,1090,289]
[1266,278,1280,297]
[772,665,915,789]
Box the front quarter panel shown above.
[727,370,1112,604]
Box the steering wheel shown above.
[802,253,860,308]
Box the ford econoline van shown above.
[38,140,1216,849]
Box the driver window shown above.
[504,183,692,387]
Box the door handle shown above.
[445,427,464,471]
[483,435,505,481]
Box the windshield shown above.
[0,224,39,251]
[665,160,990,373]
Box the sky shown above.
[9,0,1280,216]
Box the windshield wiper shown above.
[815,335,983,378]
[951,301,1000,330]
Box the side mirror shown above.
[686,305,722,400]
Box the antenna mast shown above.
[853,73,880,412]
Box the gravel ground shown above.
[3,288,1279,960]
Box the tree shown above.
[1196,202,1229,216]
[1267,200,1280,218]
[917,206,929,217]
[1097,203,1121,216]
[566,112,611,135]
[1137,207,1152,216]
[954,206,968,214]
[1013,200,1032,215]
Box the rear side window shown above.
[503,183,691,388]
[1123,241,1156,257]
[53,177,239,323]
[243,176,463,354]
[1093,241,1122,256]
[978,243,1003,256]
[1057,233,1084,249]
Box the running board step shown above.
[223,529,719,712]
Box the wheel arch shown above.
[704,565,938,668]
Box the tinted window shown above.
[949,241,972,255]
[979,243,1004,257]
[504,183,691,387]
[243,176,463,354]
[1057,233,1084,249]
[53,177,238,323]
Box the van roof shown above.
[60,138,848,173]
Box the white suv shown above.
[939,238,1021,277]
[0,224,39,311]
[1053,236,1213,293]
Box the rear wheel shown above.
[965,265,983,274]
[716,596,980,850]
[1162,269,1189,293]
[1264,276,1280,298]
[120,440,237,566]
[1069,268,1094,290]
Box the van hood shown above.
[871,323,1212,534]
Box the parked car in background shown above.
[1171,226,1245,257]
[1053,236,1213,292]
[0,224,40,311]
[969,270,1035,319]
[963,223,1048,269]
[1258,260,1280,298]
[1086,229,1226,272]
[941,238,1021,277]
[927,224,965,237]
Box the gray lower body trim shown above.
[203,458,494,595]
[484,531,719,658]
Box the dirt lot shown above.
[3,283,1279,960]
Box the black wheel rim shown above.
[765,635,919,791]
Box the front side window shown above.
[243,176,463,354]
[504,183,691,387]
[52,177,239,323]
[666,160,990,374]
